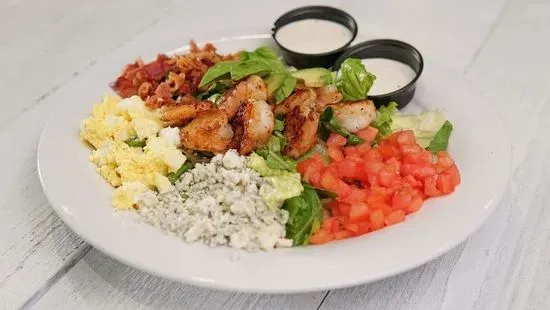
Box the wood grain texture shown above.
[1,0,549,309]
[32,250,325,310]
[0,1,174,308]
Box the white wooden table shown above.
[1,0,549,309]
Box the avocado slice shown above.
[291,68,333,87]
[265,73,287,97]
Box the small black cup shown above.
[272,6,358,69]
[333,39,424,109]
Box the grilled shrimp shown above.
[283,105,320,158]
[161,97,212,127]
[230,99,274,155]
[218,75,267,119]
[180,109,233,153]
[315,85,343,111]
[329,100,377,133]
[273,87,317,116]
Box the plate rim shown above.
[37,33,513,293]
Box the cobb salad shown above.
[79,41,460,251]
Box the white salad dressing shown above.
[361,58,417,95]
[275,19,352,54]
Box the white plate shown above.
[37,34,511,293]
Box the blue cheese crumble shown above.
[138,150,293,251]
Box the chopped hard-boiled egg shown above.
[144,136,186,172]
[154,173,174,194]
[132,118,163,141]
[81,94,187,209]
[112,181,151,209]
[158,127,181,147]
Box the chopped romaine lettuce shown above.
[336,58,376,101]
[283,185,324,246]
[371,102,398,138]
[427,120,453,152]
[391,110,447,147]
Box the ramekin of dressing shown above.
[272,6,358,69]
[333,39,424,109]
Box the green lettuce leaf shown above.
[283,185,324,246]
[427,121,453,152]
[336,58,376,101]
[371,102,398,138]
[391,110,447,147]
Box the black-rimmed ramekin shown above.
[333,39,424,109]
[271,6,358,69]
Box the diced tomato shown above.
[364,161,384,174]
[348,202,370,222]
[436,151,455,171]
[403,151,432,165]
[406,194,424,214]
[445,164,461,186]
[401,163,436,180]
[342,188,369,204]
[321,217,340,233]
[402,174,422,188]
[385,131,401,145]
[396,130,416,145]
[327,133,348,148]
[378,165,397,186]
[297,156,324,175]
[309,229,333,244]
[437,173,455,194]
[331,206,341,217]
[357,222,371,235]
[356,126,378,143]
[338,202,351,216]
[424,175,442,197]
[363,149,383,162]
[320,168,351,197]
[385,210,406,226]
[355,142,371,156]
[343,222,360,234]
[303,168,322,187]
[392,188,414,210]
[333,230,354,240]
[343,146,358,157]
[399,143,422,154]
[370,209,385,230]
[335,159,358,179]
[367,173,379,187]
[328,147,345,162]
[302,127,460,245]
[378,144,400,160]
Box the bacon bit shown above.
[112,41,238,108]
[154,82,172,99]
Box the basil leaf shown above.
[167,162,194,184]
[336,58,376,101]
[283,185,324,246]
[427,120,453,153]
[124,137,146,148]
